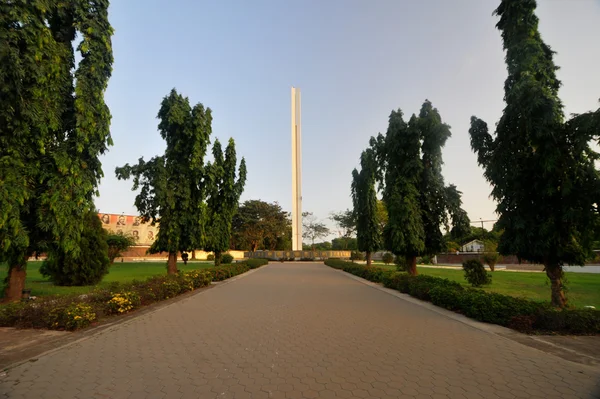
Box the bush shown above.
[350,251,364,261]
[300,257,315,261]
[462,259,492,287]
[246,258,268,269]
[382,253,394,265]
[418,255,434,265]
[221,253,234,264]
[106,231,137,263]
[207,254,215,261]
[322,259,600,334]
[0,260,269,331]
[40,210,111,286]
[482,252,500,272]
[394,255,407,271]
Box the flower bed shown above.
[0,259,269,331]
[324,259,600,334]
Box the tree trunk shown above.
[3,256,27,303]
[215,251,222,267]
[366,251,372,267]
[407,255,418,276]
[167,252,178,275]
[545,263,566,308]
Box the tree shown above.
[205,138,247,266]
[106,231,137,264]
[444,185,471,243]
[40,210,110,286]
[482,240,500,272]
[0,2,113,301]
[302,213,331,251]
[377,111,424,275]
[469,0,600,307]
[330,210,356,242]
[116,89,211,275]
[231,200,290,251]
[371,103,471,276]
[376,200,388,236]
[332,237,358,251]
[351,148,381,266]
[418,101,451,256]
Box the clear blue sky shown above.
[96,0,600,234]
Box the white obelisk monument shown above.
[291,87,302,251]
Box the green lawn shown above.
[374,263,600,308]
[0,261,214,297]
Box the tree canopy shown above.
[371,102,470,275]
[115,89,211,274]
[302,213,331,251]
[0,1,113,301]
[204,138,247,265]
[469,0,600,307]
[231,200,291,251]
[351,148,381,266]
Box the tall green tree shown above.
[351,149,381,266]
[418,101,452,256]
[329,210,356,242]
[469,0,600,307]
[444,185,471,241]
[371,104,470,275]
[205,138,247,266]
[116,89,211,275]
[0,1,113,301]
[378,111,424,275]
[231,200,290,251]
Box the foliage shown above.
[221,253,234,264]
[48,303,97,331]
[302,212,331,251]
[330,210,356,240]
[350,251,364,261]
[0,1,114,301]
[418,255,434,265]
[462,259,492,287]
[331,237,358,251]
[40,210,110,286]
[370,103,470,276]
[107,292,141,314]
[323,261,600,334]
[204,138,247,266]
[444,185,471,242]
[351,148,381,265]
[116,89,212,274]
[231,200,290,251]
[481,240,500,271]
[0,259,268,330]
[106,231,137,264]
[468,0,600,307]
[445,241,460,253]
[207,254,215,261]
[382,253,394,265]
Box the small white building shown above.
[461,239,484,253]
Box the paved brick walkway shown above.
[1,263,599,399]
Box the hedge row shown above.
[324,259,600,334]
[0,259,269,331]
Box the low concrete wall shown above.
[117,248,245,261]
[245,250,351,260]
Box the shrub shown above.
[429,286,464,311]
[418,255,434,265]
[207,254,215,261]
[40,210,110,286]
[482,252,500,272]
[221,253,234,264]
[382,252,394,265]
[300,257,315,261]
[394,255,407,271]
[462,259,492,287]
[322,259,600,334]
[350,251,364,261]
[533,308,600,334]
[48,303,96,331]
[106,231,137,263]
[107,292,141,314]
[246,258,268,269]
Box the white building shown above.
[461,239,484,253]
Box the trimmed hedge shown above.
[324,259,600,335]
[0,259,268,331]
